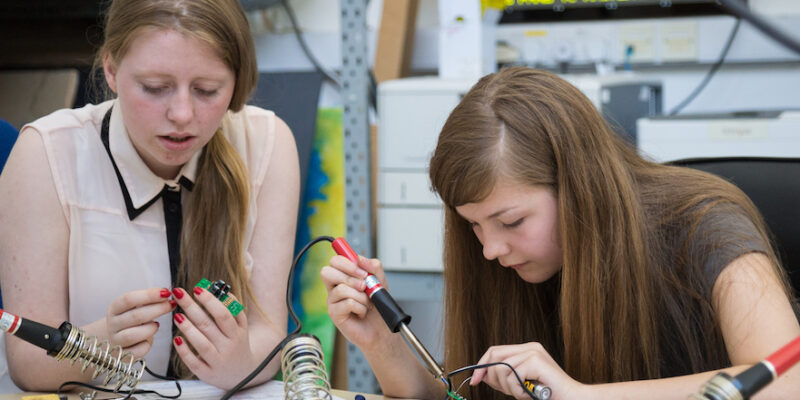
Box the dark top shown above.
[659,201,769,378]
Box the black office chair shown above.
[671,157,800,300]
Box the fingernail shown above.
[356,268,368,278]
[174,337,183,346]
[193,287,203,296]
[172,288,184,299]
[174,313,185,324]
[160,288,170,298]
[155,321,160,328]
[169,300,177,308]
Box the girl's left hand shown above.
[471,342,589,400]
[170,287,256,389]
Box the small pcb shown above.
[195,278,244,317]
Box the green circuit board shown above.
[195,278,244,317]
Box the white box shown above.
[638,111,800,162]
[377,77,476,170]
[378,171,440,206]
[377,208,444,272]
[437,0,498,80]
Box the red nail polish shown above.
[160,288,170,298]
[174,337,183,346]
[169,300,177,308]
[174,313,185,324]
[193,287,203,296]
[155,321,160,328]
[172,288,184,299]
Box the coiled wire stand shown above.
[54,324,145,393]
[281,334,332,400]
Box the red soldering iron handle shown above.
[710,334,800,399]
[766,335,800,376]
[329,237,411,332]
[331,237,383,295]
[331,237,359,264]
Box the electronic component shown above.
[524,380,551,400]
[194,278,244,317]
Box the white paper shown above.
[132,379,345,400]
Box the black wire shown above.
[281,0,379,112]
[280,0,341,86]
[716,0,800,56]
[143,365,183,398]
[668,18,741,116]
[55,365,183,399]
[446,362,538,400]
[53,235,336,399]
[286,235,335,331]
[221,235,335,399]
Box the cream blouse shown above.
[3,99,276,380]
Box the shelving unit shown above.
[340,0,380,393]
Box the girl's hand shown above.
[170,287,256,389]
[471,342,589,400]
[320,255,392,350]
[105,287,175,358]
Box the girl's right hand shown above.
[321,255,391,349]
[105,287,176,357]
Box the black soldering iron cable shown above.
[221,235,335,399]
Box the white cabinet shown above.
[376,77,475,272]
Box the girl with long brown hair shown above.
[322,67,800,399]
[0,0,299,391]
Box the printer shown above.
[638,110,800,162]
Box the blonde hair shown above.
[95,0,258,377]
[429,67,794,398]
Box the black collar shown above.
[100,108,194,220]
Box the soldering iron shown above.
[330,237,444,379]
[691,335,800,399]
[329,237,551,400]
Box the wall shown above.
[250,0,800,114]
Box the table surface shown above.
[0,388,392,400]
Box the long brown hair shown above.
[95,0,258,377]
[429,67,793,398]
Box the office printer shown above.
[638,110,800,162]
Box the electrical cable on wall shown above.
[716,0,800,57]
[280,0,342,87]
[264,0,379,112]
[278,0,377,112]
[668,18,741,116]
